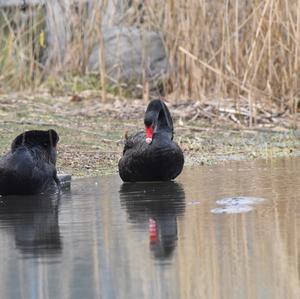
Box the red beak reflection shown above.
[149,218,158,243]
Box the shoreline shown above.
[0,92,299,177]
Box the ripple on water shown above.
[211,205,254,214]
[216,196,266,206]
[211,196,266,214]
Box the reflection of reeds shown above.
[176,159,300,299]
[1,0,300,115]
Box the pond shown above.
[0,157,300,299]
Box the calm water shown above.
[1,158,300,299]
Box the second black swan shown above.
[0,129,60,195]
[118,99,184,182]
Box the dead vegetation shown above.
[0,0,300,126]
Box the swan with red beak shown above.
[118,99,184,182]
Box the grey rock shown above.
[57,174,72,190]
[88,26,169,95]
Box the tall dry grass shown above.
[1,0,300,118]
[146,0,300,116]
[0,5,45,90]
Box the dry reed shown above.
[0,0,300,121]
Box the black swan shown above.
[119,181,185,259]
[118,99,184,181]
[0,129,60,195]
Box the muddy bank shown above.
[0,92,299,177]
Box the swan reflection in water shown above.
[120,181,185,260]
[0,193,62,258]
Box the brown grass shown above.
[0,0,300,122]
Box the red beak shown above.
[145,126,153,144]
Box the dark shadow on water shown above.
[0,193,63,259]
[119,181,185,261]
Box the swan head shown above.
[144,99,174,144]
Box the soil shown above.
[0,91,299,177]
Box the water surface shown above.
[1,158,300,299]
